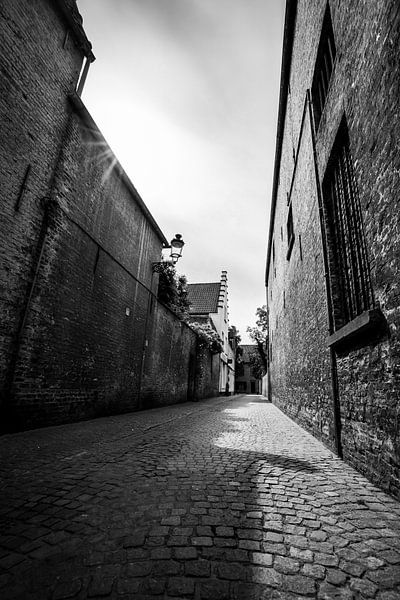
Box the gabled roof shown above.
[187,283,221,315]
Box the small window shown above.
[311,3,336,129]
[286,205,295,260]
[322,118,374,330]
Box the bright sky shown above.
[77,0,285,343]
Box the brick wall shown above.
[141,304,219,409]
[267,0,400,497]
[1,0,218,430]
[0,0,88,410]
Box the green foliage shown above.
[157,263,191,320]
[247,305,268,372]
[247,305,268,344]
[235,350,244,378]
[249,351,265,379]
[189,322,223,354]
[228,325,241,345]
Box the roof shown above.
[187,283,221,315]
[55,0,95,61]
[265,0,298,284]
[239,345,260,361]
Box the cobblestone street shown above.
[1,395,400,600]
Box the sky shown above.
[77,0,285,343]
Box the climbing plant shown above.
[189,322,223,354]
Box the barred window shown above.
[312,3,336,130]
[322,119,374,330]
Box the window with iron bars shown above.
[311,3,336,130]
[322,119,374,330]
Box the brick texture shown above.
[0,0,86,410]
[0,0,218,430]
[267,0,400,498]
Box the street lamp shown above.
[170,234,185,264]
[152,234,185,272]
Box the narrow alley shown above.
[1,396,399,600]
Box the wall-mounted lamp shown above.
[153,234,185,272]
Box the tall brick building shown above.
[0,0,217,430]
[266,0,400,497]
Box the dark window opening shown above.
[311,3,336,130]
[286,204,295,260]
[322,118,374,330]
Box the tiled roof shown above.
[187,283,221,315]
[239,345,260,361]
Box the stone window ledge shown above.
[328,308,388,353]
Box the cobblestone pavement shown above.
[1,395,400,600]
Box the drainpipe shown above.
[306,89,343,458]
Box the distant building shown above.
[235,345,262,394]
[187,271,235,394]
[266,0,400,498]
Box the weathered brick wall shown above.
[141,305,219,409]
[0,0,87,410]
[194,350,220,402]
[268,0,400,497]
[267,2,335,450]
[1,0,219,431]
[3,97,218,429]
[326,0,400,497]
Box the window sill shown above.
[286,235,295,260]
[327,308,388,353]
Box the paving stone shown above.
[167,576,195,595]
[199,578,230,599]
[274,555,300,574]
[350,577,378,597]
[217,561,246,580]
[1,397,400,600]
[88,575,114,597]
[173,547,197,560]
[283,574,316,595]
[318,582,355,599]
[215,537,237,548]
[301,563,325,579]
[239,540,260,551]
[216,526,235,537]
[117,577,142,594]
[367,565,400,588]
[184,558,210,577]
[339,559,366,577]
[326,568,348,585]
[52,579,82,599]
[289,546,313,562]
[249,566,283,587]
[251,552,273,566]
[151,559,181,576]
[314,552,339,567]
[191,536,213,547]
[125,561,152,577]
